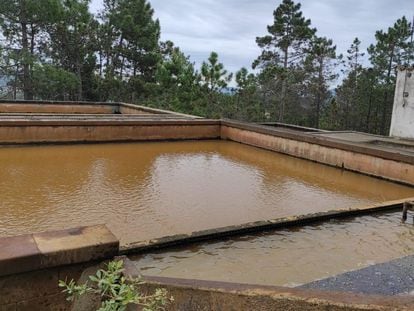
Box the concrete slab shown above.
[34,225,119,267]
[300,254,414,296]
[0,225,119,277]
[0,234,41,276]
[311,131,414,156]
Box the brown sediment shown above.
[0,140,413,245]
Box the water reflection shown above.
[0,141,413,245]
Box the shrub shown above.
[59,260,173,311]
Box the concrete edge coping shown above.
[118,102,204,119]
[0,100,203,119]
[118,256,414,310]
[0,224,119,278]
[120,197,414,255]
[0,99,118,106]
[0,119,219,126]
[221,119,414,165]
[260,121,330,133]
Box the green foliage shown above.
[47,0,99,100]
[254,0,316,122]
[32,64,79,100]
[59,260,173,311]
[0,0,413,134]
[303,36,339,128]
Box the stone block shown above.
[33,225,119,268]
[0,234,41,277]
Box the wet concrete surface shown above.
[311,131,414,156]
[300,254,414,296]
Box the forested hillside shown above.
[0,0,413,134]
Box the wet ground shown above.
[0,140,413,245]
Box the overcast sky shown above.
[90,0,414,75]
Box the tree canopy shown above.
[0,0,413,134]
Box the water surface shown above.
[0,140,413,245]
[132,212,414,287]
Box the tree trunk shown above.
[366,84,374,133]
[76,59,82,100]
[380,46,394,135]
[20,7,33,100]
[315,58,324,129]
[278,48,289,122]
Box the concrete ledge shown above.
[221,121,414,185]
[120,198,413,255]
[221,119,414,165]
[0,100,202,118]
[0,225,119,277]
[119,257,414,311]
[119,102,202,119]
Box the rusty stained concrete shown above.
[1,101,414,309]
[0,224,118,277]
[0,225,118,310]
[0,100,203,118]
[119,257,414,311]
[120,197,414,254]
[221,123,414,186]
[0,122,220,144]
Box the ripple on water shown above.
[0,141,413,245]
[132,212,414,287]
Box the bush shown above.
[59,260,173,311]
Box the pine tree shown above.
[335,37,365,130]
[200,52,232,117]
[304,36,338,128]
[47,0,98,100]
[98,0,161,101]
[155,42,200,113]
[253,0,315,122]
[0,0,61,99]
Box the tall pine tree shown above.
[253,0,315,122]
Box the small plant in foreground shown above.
[59,260,173,311]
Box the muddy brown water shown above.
[0,140,413,245]
[131,212,414,287]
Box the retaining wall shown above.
[221,120,414,186]
[0,120,220,144]
[0,225,118,310]
[0,100,200,116]
[121,258,414,311]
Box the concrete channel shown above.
[1,100,414,310]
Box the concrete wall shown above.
[0,121,220,144]
[0,100,202,117]
[120,258,414,311]
[0,101,117,114]
[221,122,414,186]
[390,67,414,139]
[0,225,118,310]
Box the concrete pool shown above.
[131,211,414,288]
[1,140,413,245]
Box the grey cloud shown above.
[91,0,414,74]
